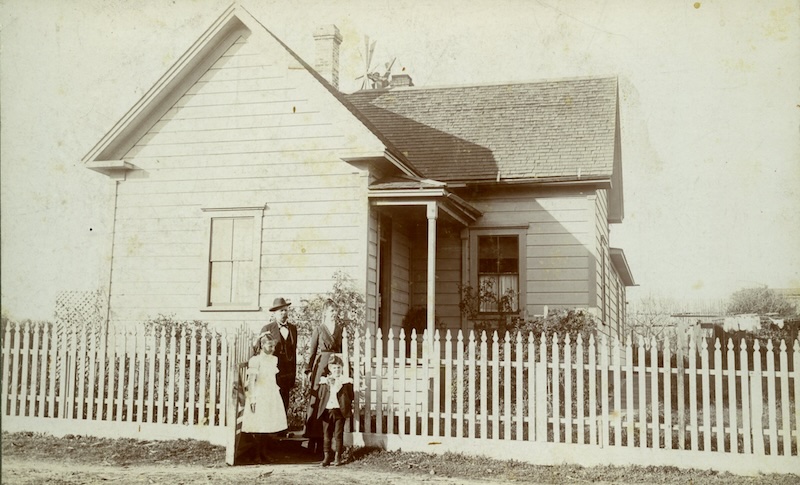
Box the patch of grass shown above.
[1,431,225,467]
[347,447,800,484]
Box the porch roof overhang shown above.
[368,180,482,226]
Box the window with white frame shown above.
[202,207,264,311]
[472,230,525,313]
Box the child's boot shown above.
[333,451,343,466]
[321,451,332,467]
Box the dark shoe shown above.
[321,452,332,467]
[333,452,343,466]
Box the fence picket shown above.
[624,336,633,448]
[793,340,800,456]
[208,331,217,426]
[649,337,659,449]
[30,323,41,417]
[398,329,407,436]
[115,331,125,421]
[97,323,107,421]
[386,329,395,435]
[701,338,711,451]
[136,327,146,423]
[599,335,609,447]
[515,332,523,441]
[713,339,724,452]
[1,323,12,417]
[726,339,737,453]
[663,337,672,450]
[779,340,790,456]
[409,330,418,436]
[456,330,465,439]
[19,323,30,417]
[178,326,187,425]
[552,333,560,443]
[218,330,228,427]
[527,333,536,441]
[739,339,751,454]
[198,329,207,426]
[564,334,572,444]
[39,324,51,418]
[76,323,87,420]
[167,327,177,424]
[445,330,453,438]
[66,327,77,420]
[676,333,686,450]
[468,331,477,439]
[126,329,136,422]
[689,337,699,450]
[433,330,441,438]
[188,328,197,425]
[751,340,764,456]
[614,337,623,446]
[147,329,157,423]
[576,334,585,445]
[352,330,361,434]
[537,334,547,441]
[479,331,487,439]
[87,325,97,420]
[503,332,511,441]
[491,331,500,440]
[375,328,383,435]
[765,340,778,455]
[588,335,596,446]
[106,329,117,421]
[364,327,372,434]
[637,337,646,449]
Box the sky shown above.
[1,0,799,321]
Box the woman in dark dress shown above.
[304,298,343,454]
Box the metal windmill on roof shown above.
[355,35,396,90]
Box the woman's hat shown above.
[269,297,291,311]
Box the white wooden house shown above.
[83,4,634,337]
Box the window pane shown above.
[231,217,254,261]
[209,261,233,304]
[210,218,233,261]
[231,260,258,305]
[479,275,498,312]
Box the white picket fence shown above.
[345,328,800,475]
[1,322,242,445]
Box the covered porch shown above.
[368,178,482,339]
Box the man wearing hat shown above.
[260,297,298,412]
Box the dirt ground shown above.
[1,458,504,485]
[3,432,798,485]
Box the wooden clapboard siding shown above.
[391,218,411,331]
[467,187,593,316]
[107,32,383,329]
[409,223,462,330]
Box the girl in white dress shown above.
[242,333,288,433]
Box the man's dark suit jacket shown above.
[314,376,354,419]
[260,321,298,392]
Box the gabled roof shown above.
[82,3,421,178]
[346,77,619,183]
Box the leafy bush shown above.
[288,270,366,429]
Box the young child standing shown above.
[313,354,353,466]
[242,332,288,434]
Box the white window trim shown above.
[469,227,527,315]
[200,206,266,312]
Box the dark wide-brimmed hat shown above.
[269,297,291,312]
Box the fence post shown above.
[2,322,12,418]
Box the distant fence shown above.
[347,328,800,475]
[1,321,248,445]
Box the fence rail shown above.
[1,322,237,444]
[346,328,800,474]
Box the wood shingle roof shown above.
[346,76,618,183]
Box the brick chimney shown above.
[313,25,343,90]
[390,73,414,88]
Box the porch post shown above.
[426,202,438,344]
